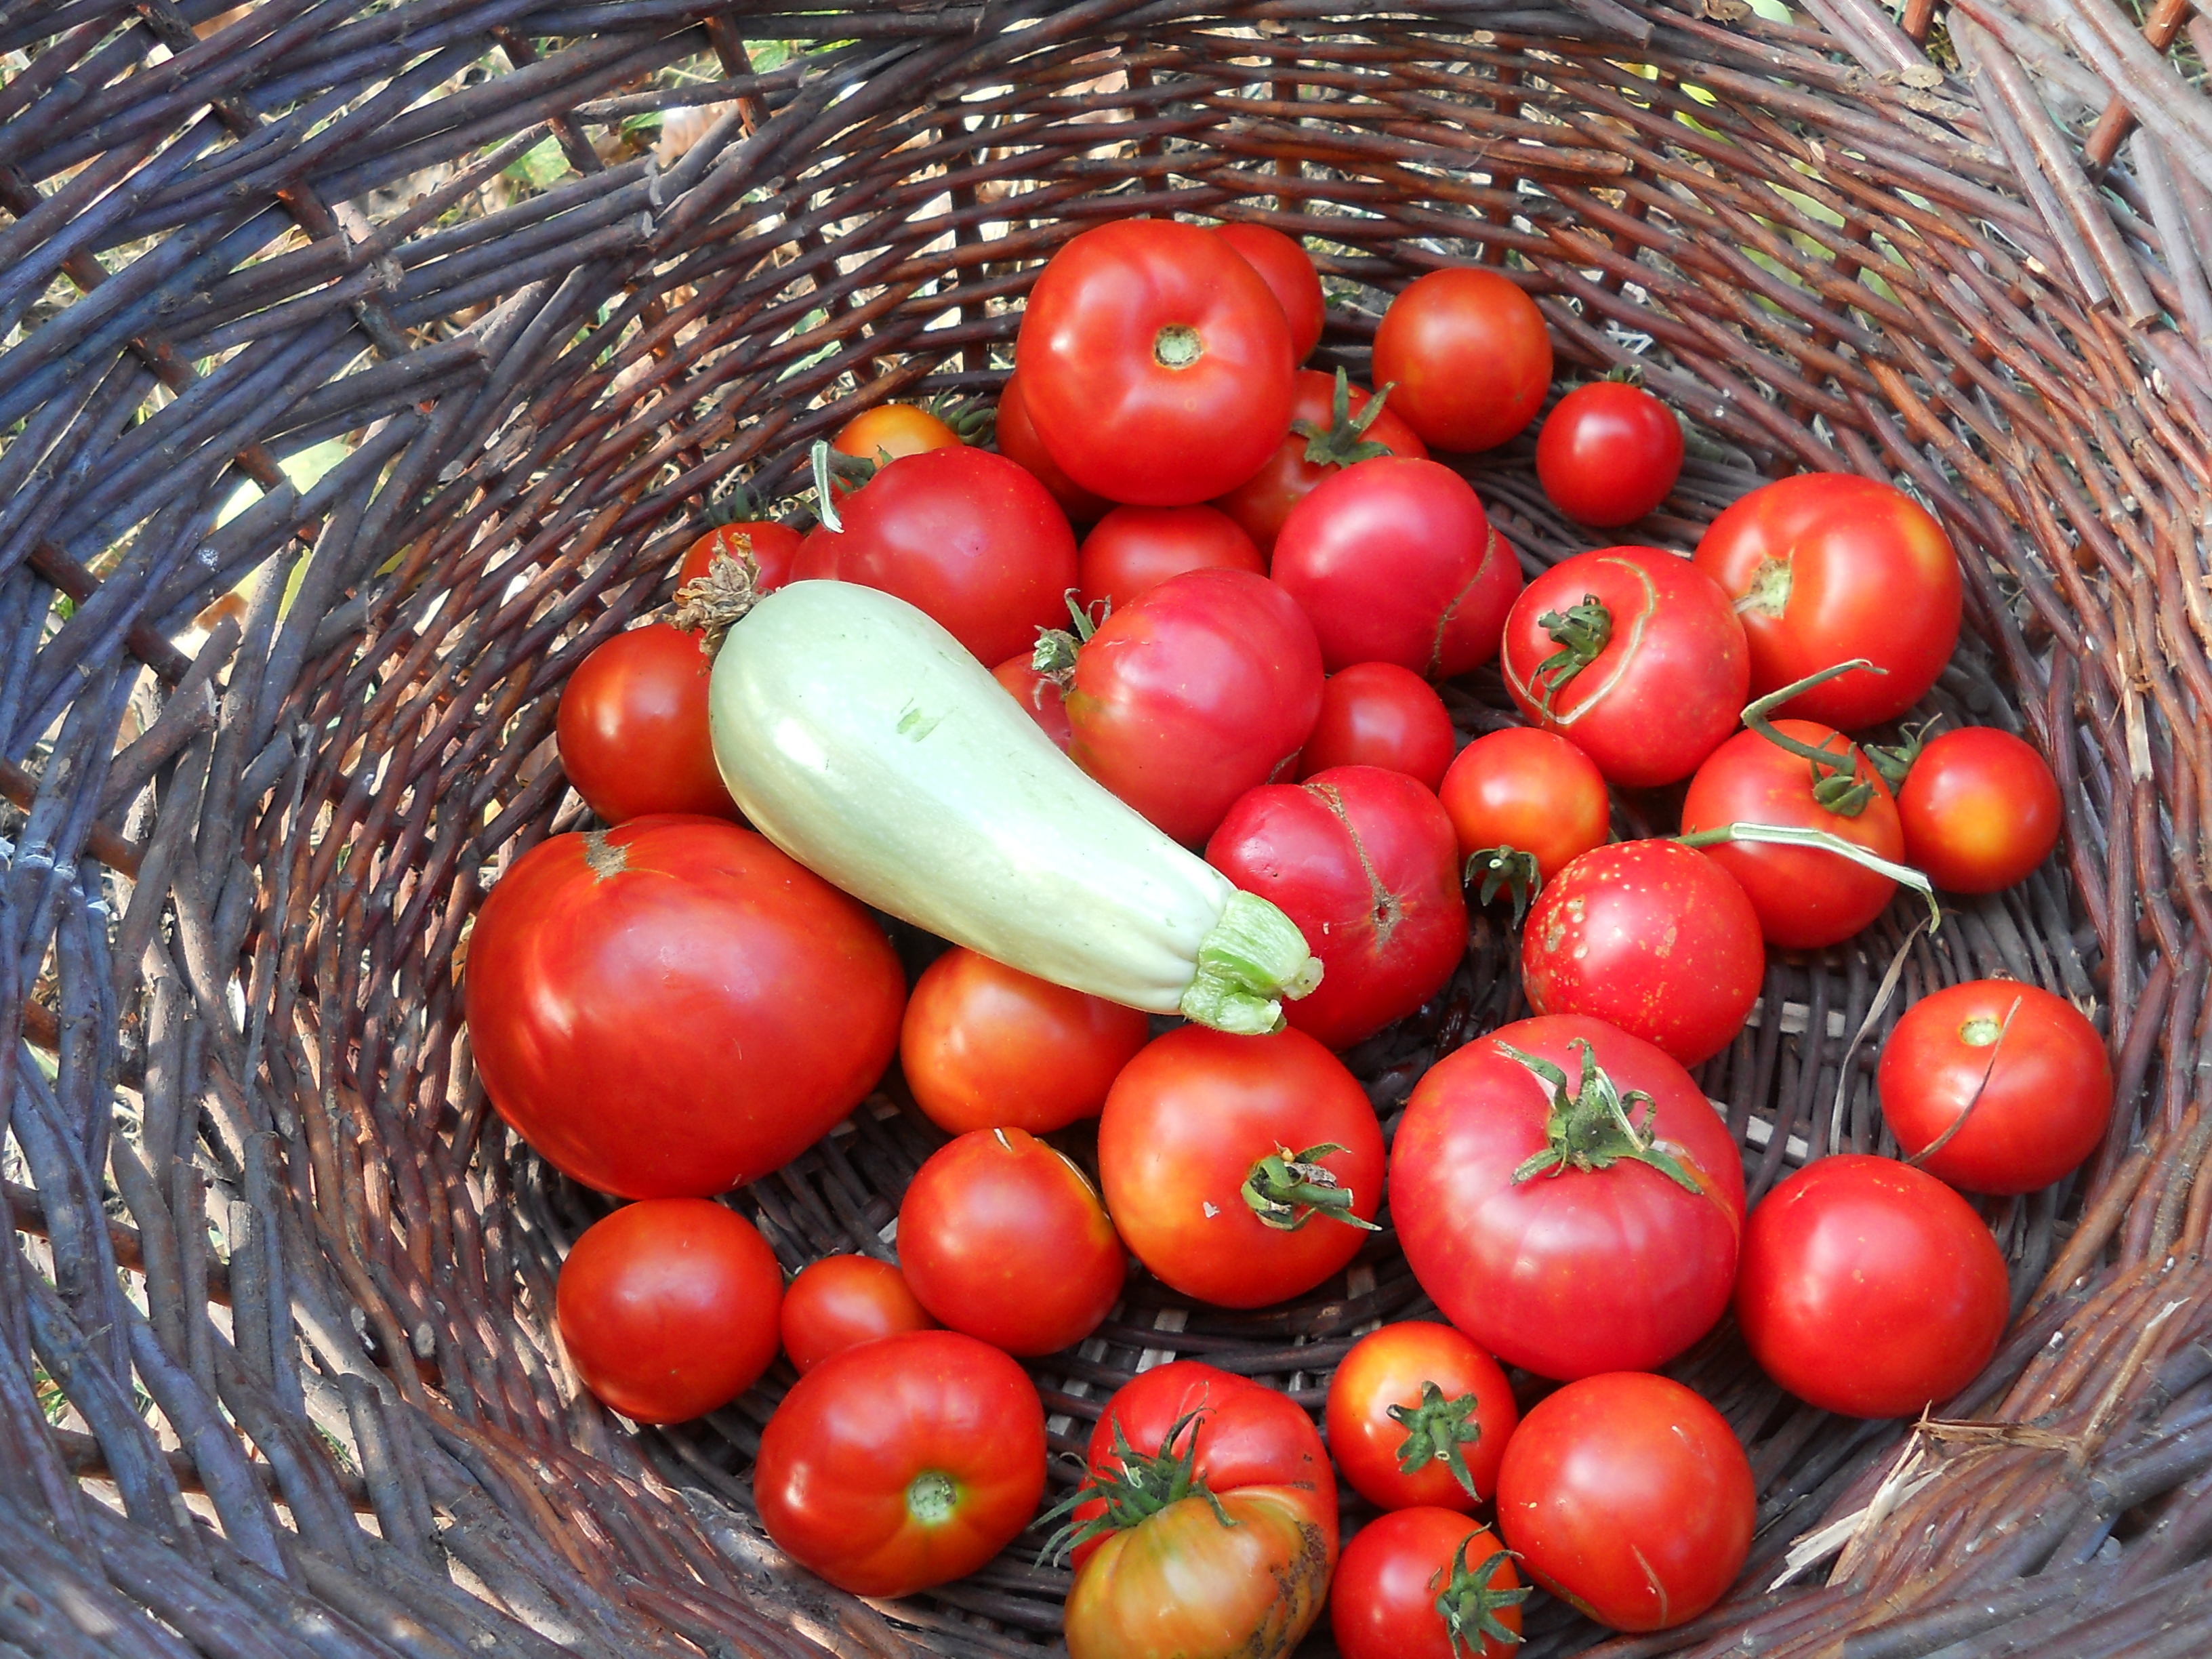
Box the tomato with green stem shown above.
[832,401,964,476]
[1298,663,1458,791]
[1214,221,1326,363]
[1897,726,2062,893]
[1330,1511,1528,1659]
[556,623,735,824]
[1439,726,1611,921]
[1212,368,1429,557]
[1371,267,1552,453]
[1326,1322,1519,1513]
[1077,503,1266,613]
[779,1255,935,1375]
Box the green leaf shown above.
[745,39,792,70]
[504,134,573,191]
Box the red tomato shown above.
[779,1255,935,1375]
[1878,979,2112,1194]
[1298,663,1457,791]
[1391,1015,1746,1380]
[1206,766,1467,1051]
[1680,720,1905,951]
[555,623,734,824]
[1065,1361,1336,1658]
[1536,382,1684,528]
[1734,1155,2009,1418]
[991,655,1073,750]
[1212,368,1428,558]
[678,520,804,593]
[1098,1025,1385,1308]
[1520,840,1764,1069]
[1017,219,1295,505]
[1694,473,1962,729]
[1500,545,1749,787]
[1324,1322,1518,1513]
[1898,727,2062,893]
[1077,503,1266,613]
[996,371,1111,523]
[793,445,1078,666]
[556,1200,782,1424]
[464,818,905,1199]
[1330,1511,1526,1659]
[897,1127,1125,1356]
[1272,457,1523,677]
[1065,567,1325,846]
[833,401,962,470]
[1370,268,1552,453]
[1214,221,1325,361]
[899,947,1151,1135]
[1439,726,1610,890]
[1496,1372,1754,1631]
[754,1328,1045,1597]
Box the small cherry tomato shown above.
[779,1254,936,1374]
[1214,221,1326,362]
[1734,1155,2009,1418]
[679,520,804,594]
[1077,503,1266,613]
[1878,979,2112,1195]
[899,946,1151,1136]
[1536,382,1684,528]
[556,623,734,824]
[1298,663,1457,791]
[1330,1511,1526,1659]
[833,401,962,471]
[1496,1372,1755,1632]
[992,655,1073,750]
[1212,368,1428,558]
[556,1200,783,1424]
[754,1328,1046,1597]
[996,371,1111,523]
[1439,726,1610,896]
[1325,1322,1518,1513]
[1371,267,1552,453]
[1898,727,2062,893]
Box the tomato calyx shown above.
[1154,323,1206,369]
[1040,1410,1235,1563]
[1502,1038,1702,1193]
[1528,596,1611,716]
[699,476,762,527]
[1243,1143,1384,1233]
[1736,552,1793,619]
[1437,1532,1531,1656]
[907,1469,961,1526]
[1030,589,1109,689]
[1905,993,2024,1169]
[1740,660,1889,815]
[1862,716,1940,794]
[1465,845,1542,926]
[1388,1379,1488,1498]
[672,550,763,653]
[1290,367,1401,469]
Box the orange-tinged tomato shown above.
[1325,1322,1518,1512]
[833,401,962,470]
[1439,726,1610,886]
[1898,726,2062,893]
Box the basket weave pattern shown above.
[2,2,2209,1656]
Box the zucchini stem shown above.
[1180,893,1324,1035]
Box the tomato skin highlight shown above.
[1330,1511,1524,1659]
[1077,503,1266,613]
[1878,979,2111,1195]
[1324,1322,1518,1513]
[556,623,735,824]
[556,1200,782,1424]
[899,947,1151,1135]
[990,655,1073,751]
[1214,221,1326,363]
[1679,720,1904,951]
[1535,382,1684,528]
[1390,1015,1746,1380]
[1212,369,1427,558]
[1438,726,1610,884]
[679,520,804,593]
[1734,1155,2009,1418]
[464,817,906,1200]
[1372,267,1553,452]
[1017,219,1296,506]
[995,371,1111,524]
[779,1254,935,1375]
[1099,1025,1385,1309]
[1520,840,1763,1068]
[754,1329,1046,1598]
[1694,472,1961,729]
[1496,1372,1754,1632]
[1500,546,1749,788]
[1298,663,1457,791]
[1898,727,2062,893]
[1206,765,1468,1051]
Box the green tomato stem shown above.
[1180,891,1324,1035]
[1675,821,1942,928]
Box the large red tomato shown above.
[1016,220,1294,505]
[991,655,1073,750]
[1898,727,2062,893]
[1098,1025,1385,1308]
[996,371,1111,523]
[1214,221,1325,361]
[899,946,1151,1135]
[1496,1372,1754,1631]
[1331,1511,1526,1659]
[754,1329,1046,1597]
[1439,726,1610,899]
[1878,979,2112,1194]
[792,445,1077,665]
[1693,472,1961,729]
[1273,457,1522,677]
[1077,503,1265,613]
[897,1128,1125,1356]
[679,520,804,593]
[464,817,905,1198]
[1212,369,1428,556]
[1390,1015,1746,1380]
[1679,719,1905,951]
[1734,1155,2009,1418]
[1298,663,1457,792]
[1206,766,1467,1050]
[1370,267,1552,452]
[556,623,735,824]
[556,1200,782,1424]
[779,1254,935,1375]
[1324,1322,1518,1513]
[1500,546,1748,788]
[1535,382,1683,529]
[1064,567,1325,846]
[1520,840,1764,1068]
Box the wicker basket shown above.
[3,1,2210,1654]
